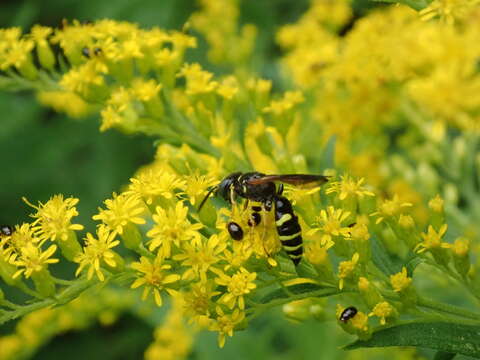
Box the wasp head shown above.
[198,172,242,212]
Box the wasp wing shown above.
[246,174,329,186]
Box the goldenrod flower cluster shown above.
[1,0,480,358]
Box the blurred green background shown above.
[1,0,474,359]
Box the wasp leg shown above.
[229,184,237,217]
[257,203,271,259]
[277,183,284,196]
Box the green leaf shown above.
[433,351,456,360]
[370,236,403,275]
[345,322,480,358]
[259,283,337,304]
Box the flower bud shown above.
[428,194,445,231]
[451,237,470,278]
[390,267,417,307]
[358,277,383,308]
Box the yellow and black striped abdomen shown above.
[274,196,303,266]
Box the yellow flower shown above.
[131,78,162,102]
[214,267,257,309]
[309,206,351,245]
[92,192,146,235]
[210,306,245,348]
[304,239,334,265]
[147,201,203,257]
[428,194,444,213]
[60,61,106,96]
[369,301,396,325]
[390,267,412,293]
[398,214,415,229]
[127,169,186,205]
[23,195,84,242]
[326,175,374,200]
[130,255,181,306]
[182,281,221,320]
[182,172,217,206]
[420,0,480,24]
[338,252,360,290]
[12,243,58,279]
[450,237,470,257]
[74,225,120,281]
[350,311,369,333]
[263,90,304,116]
[415,224,449,253]
[178,63,218,95]
[173,234,227,282]
[371,195,413,224]
[3,223,38,262]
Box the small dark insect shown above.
[227,221,244,241]
[200,172,328,266]
[82,47,102,58]
[339,306,358,322]
[0,225,14,237]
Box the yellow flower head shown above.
[214,267,257,310]
[23,195,84,242]
[398,214,415,229]
[12,243,59,279]
[326,175,374,201]
[173,234,227,282]
[178,63,218,95]
[147,201,203,257]
[390,267,412,293]
[428,194,445,213]
[74,225,120,281]
[416,224,448,253]
[131,255,181,306]
[349,311,369,333]
[304,239,333,265]
[182,172,218,206]
[371,195,413,224]
[450,237,470,257]
[338,252,360,289]
[182,281,221,321]
[210,306,245,348]
[310,206,351,246]
[368,301,396,325]
[92,192,146,235]
[127,169,186,205]
[131,78,162,102]
[263,90,304,116]
[2,223,37,262]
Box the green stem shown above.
[135,243,156,259]
[247,287,341,320]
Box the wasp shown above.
[199,172,329,266]
[339,306,358,322]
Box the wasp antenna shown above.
[198,186,218,212]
